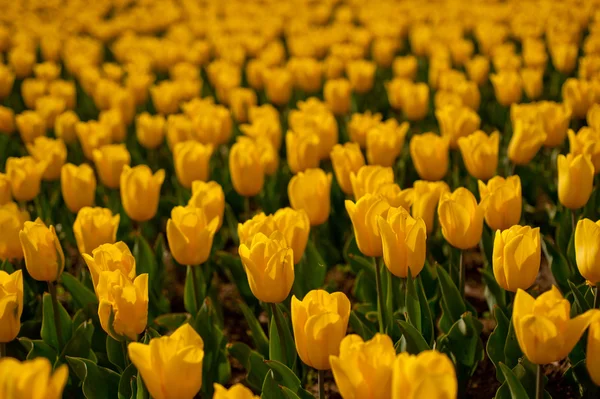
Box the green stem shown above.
[318,369,325,399]
[536,364,544,399]
[373,257,385,333]
[189,266,201,313]
[595,283,600,309]
[270,303,287,366]
[459,250,465,299]
[0,342,6,358]
[122,339,131,367]
[48,281,65,352]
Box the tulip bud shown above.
[558,153,594,210]
[402,82,430,121]
[348,111,382,148]
[457,131,499,181]
[173,140,213,189]
[324,78,351,116]
[120,165,165,222]
[0,174,10,205]
[19,218,65,282]
[54,110,79,144]
[438,188,484,250]
[35,96,66,129]
[167,205,219,266]
[551,43,578,74]
[74,207,120,256]
[493,225,541,292]
[26,137,67,181]
[410,133,450,181]
[350,165,395,200]
[563,78,595,119]
[92,144,131,189]
[346,194,391,257]
[0,64,15,100]
[188,180,225,231]
[6,156,46,202]
[569,128,600,174]
[478,175,522,232]
[21,79,47,110]
[513,286,597,364]
[393,56,418,80]
[166,114,193,150]
[537,102,572,147]
[436,105,481,149]
[97,270,148,341]
[128,323,204,399]
[392,350,458,398]
[0,358,68,399]
[366,120,408,167]
[61,163,96,213]
[76,121,112,160]
[99,109,126,142]
[589,104,600,131]
[466,55,490,86]
[385,78,406,111]
[575,219,600,284]
[49,80,76,110]
[263,67,293,106]
[491,71,523,106]
[273,207,310,264]
[229,137,265,197]
[239,231,294,303]
[508,119,546,165]
[0,106,15,135]
[136,112,166,150]
[522,39,547,69]
[288,99,338,160]
[15,110,45,144]
[330,143,365,196]
[412,180,450,234]
[288,168,332,226]
[83,242,136,290]
[213,383,259,399]
[521,68,544,100]
[0,269,23,342]
[286,130,321,174]
[346,60,376,94]
[292,289,350,370]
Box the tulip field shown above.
[3,0,600,398]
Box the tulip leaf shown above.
[224,202,240,245]
[19,337,57,363]
[415,276,434,346]
[353,270,377,305]
[269,304,297,371]
[343,236,376,280]
[60,272,98,311]
[62,321,95,360]
[498,363,531,399]
[349,310,376,341]
[503,318,523,369]
[555,208,573,257]
[153,312,190,332]
[568,280,591,314]
[280,386,302,399]
[480,226,494,268]
[541,237,572,293]
[481,268,507,311]
[487,306,510,382]
[66,356,121,399]
[184,265,207,315]
[405,269,421,333]
[397,319,430,354]
[133,235,163,316]
[227,342,270,391]
[217,251,257,307]
[136,370,149,399]
[41,292,73,352]
[304,238,327,292]
[264,360,301,392]
[261,370,287,399]
[118,363,138,399]
[152,234,170,314]
[436,265,466,324]
[106,335,126,373]
[238,300,270,358]
[437,313,484,370]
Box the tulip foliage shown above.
[2,1,600,399]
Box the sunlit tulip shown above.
[288,168,332,226]
[120,165,165,222]
[558,153,594,210]
[589,104,600,131]
[35,96,66,129]
[575,219,600,284]
[6,156,46,202]
[393,56,418,80]
[173,141,213,189]
[263,67,293,106]
[0,202,29,261]
[54,110,79,144]
[166,114,193,150]
[15,110,45,144]
[237,213,277,247]
[0,106,14,134]
[587,318,600,386]
[10,47,35,79]
[438,188,484,249]
[412,181,450,234]
[167,205,219,266]
[569,128,600,174]
[61,163,96,213]
[324,78,351,115]
[21,79,47,110]
[520,68,544,100]
[229,88,257,123]
[0,174,10,205]
[213,384,259,399]
[229,137,265,197]
[99,109,126,142]
[466,55,490,86]
[436,105,481,149]
[0,269,23,342]
[457,131,499,181]
[83,242,136,291]
[366,120,408,167]
[136,112,166,150]
[491,71,522,106]
[348,111,382,148]
[188,181,225,231]
[273,207,310,264]
[73,207,119,256]
[286,130,321,174]
[347,60,376,94]
[76,121,112,160]
[410,133,450,181]
[93,144,131,189]
[493,225,541,292]
[26,137,67,181]
[538,102,572,147]
[508,119,546,165]
[0,64,15,100]
[562,78,595,119]
[19,218,65,282]
[375,183,413,211]
[350,165,394,200]
[0,358,68,399]
[478,176,522,232]
[346,194,391,257]
[330,143,365,196]
[551,43,578,74]
[392,351,458,399]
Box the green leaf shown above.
[19,338,57,363]
[118,363,138,399]
[225,203,240,245]
[41,292,73,352]
[136,370,149,399]
[382,266,396,337]
[556,209,573,256]
[503,319,523,369]
[397,320,430,354]
[106,335,126,372]
[349,310,376,341]
[61,272,98,310]
[480,226,494,268]
[63,321,95,360]
[217,251,256,306]
[499,363,531,399]
[438,313,483,369]
[184,266,206,315]
[261,370,287,399]
[405,269,421,332]
[542,238,572,293]
[264,360,301,392]
[280,387,302,399]
[436,265,466,324]
[227,342,270,391]
[304,239,327,291]
[481,268,506,311]
[66,356,121,399]
[269,304,297,370]
[487,307,510,381]
[133,235,159,297]
[568,280,591,314]
[415,276,434,346]
[239,300,269,358]
[154,313,190,331]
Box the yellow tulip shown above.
[19,218,65,282]
[229,137,265,197]
[167,205,219,266]
[9,47,35,78]
[166,114,193,151]
[288,57,323,93]
[378,207,427,278]
[99,109,126,142]
[508,119,547,165]
[36,96,66,129]
[330,333,396,398]
[238,231,294,303]
[241,105,282,151]
[54,110,79,144]
[350,165,395,201]
[438,188,484,250]
[330,143,365,196]
[288,100,338,160]
[348,111,382,148]
[26,137,67,181]
[237,213,277,247]
[589,104,600,131]
[229,87,257,123]
[457,131,499,181]
[562,78,595,119]
[21,79,47,111]
[188,181,225,231]
[263,67,293,106]
[558,153,594,210]
[366,120,408,167]
[136,112,166,150]
[76,121,112,160]
[478,176,522,232]
[83,242,136,291]
[0,64,15,100]
[191,105,232,147]
[61,163,96,213]
[346,194,391,257]
[0,106,15,134]
[347,60,376,94]
[292,289,351,370]
[372,38,398,68]
[520,68,544,100]
[97,270,148,341]
[0,357,68,399]
[213,383,259,399]
[491,71,523,106]
[173,140,213,189]
[551,43,578,74]
[385,78,409,111]
[128,324,204,399]
[376,183,414,211]
[6,156,45,202]
[569,128,600,174]
[522,39,547,69]
[513,286,597,364]
[15,110,45,144]
[324,78,351,116]
[286,130,321,174]
[0,269,23,342]
[288,168,332,226]
[410,133,450,181]
[493,225,541,292]
[587,317,600,386]
[0,202,29,261]
[436,105,481,149]
[412,181,450,234]
[466,55,490,86]
[537,102,572,147]
[273,207,310,264]
[0,174,10,205]
[92,144,131,189]
[120,165,165,222]
[401,82,430,121]
[575,219,600,284]
[49,80,76,110]
[393,56,418,80]
[73,207,119,256]
[392,351,458,399]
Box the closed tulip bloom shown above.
[575,219,600,283]
[569,128,600,174]
[61,163,96,213]
[229,88,257,123]
[372,38,398,68]
[393,56,418,80]
[6,156,46,202]
[493,225,541,292]
[73,207,120,256]
[558,153,594,210]
[238,231,294,303]
[410,133,450,181]
[237,213,277,247]
[458,131,499,181]
[537,102,572,147]
[0,106,15,134]
[97,270,148,341]
[35,96,66,129]
[15,110,45,144]
[167,205,219,266]
[324,78,352,116]
[99,109,126,142]
[551,43,578,74]
[0,269,23,342]
[286,130,321,174]
[188,181,225,231]
[348,111,382,148]
[0,174,10,205]
[378,207,426,278]
[402,82,430,121]
[19,218,65,282]
[92,144,131,189]
[288,57,323,93]
[128,323,204,399]
[0,65,15,100]
[120,165,165,222]
[330,333,396,398]
[562,78,595,119]
[191,107,233,147]
[392,351,458,399]
[331,143,365,196]
[76,121,112,159]
[366,121,408,167]
[466,55,490,86]
[0,358,68,399]
[346,194,391,257]
[491,71,523,106]
[436,105,481,149]
[438,188,484,250]
[273,208,310,264]
[513,286,597,364]
[508,119,547,165]
[478,176,522,232]
[288,168,332,226]
[9,47,35,78]
[521,68,544,100]
[26,137,67,181]
[0,203,29,260]
[54,110,79,144]
[412,181,450,234]
[589,104,600,131]
[292,289,351,370]
[21,79,47,110]
[350,165,395,200]
[263,67,293,106]
[213,383,259,399]
[347,60,376,94]
[385,78,408,111]
[83,242,136,291]
[376,183,414,211]
[229,137,265,197]
[173,141,213,189]
[166,114,193,150]
[136,112,166,150]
